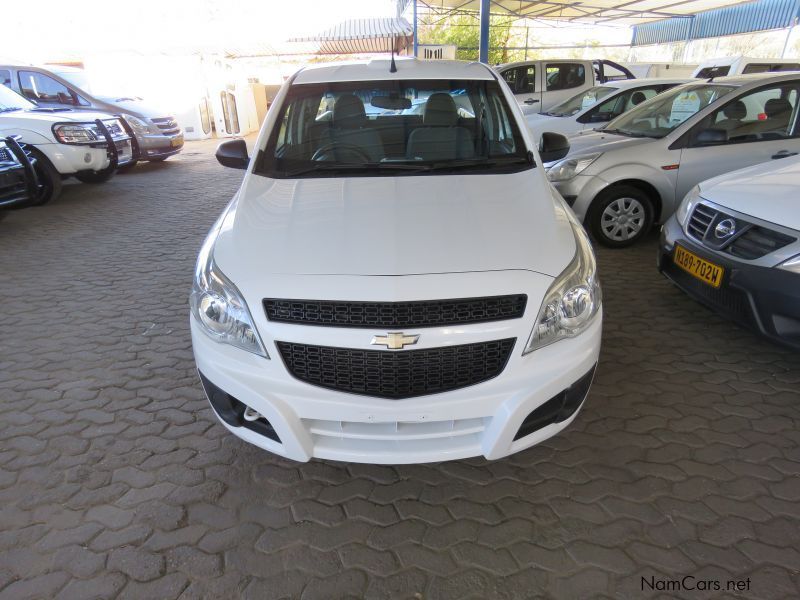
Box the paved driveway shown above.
[0,139,798,599]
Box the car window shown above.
[0,70,10,87]
[603,84,734,138]
[0,82,36,111]
[545,86,615,117]
[697,83,800,144]
[695,66,731,79]
[501,66,535,94]
[259,78,530,178]
[545,64,585,92]
[742,63,800,74]
[18,70,89,106]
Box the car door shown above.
[17,70,89,109]
[676,80,800,201]
[500,65,540,113]
[541,63,587,113]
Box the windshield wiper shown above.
[600,128,654,138]
[420,156,532,172]
[279,162,432,177]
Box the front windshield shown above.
[258,78,530,178]
[54,70,93,94]
[0,84,35,111]
[546,86,616,117]
[602,84,734,138]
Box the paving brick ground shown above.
[1,138,799,599]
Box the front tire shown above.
[29,149,63,205]
[587,185,654,248]
[75,169,115,184]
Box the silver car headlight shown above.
[675,185,702,226]
[52,123,102,145]
[189,209,268,358]
[524,224,602,354]
[123,114,156,135]
[779,254,800,274]
[547,153,601,182]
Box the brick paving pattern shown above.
[0,138,799,599]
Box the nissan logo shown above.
[714,218,736,239]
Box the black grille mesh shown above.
[264,295,526,328]
[276,339,516,399]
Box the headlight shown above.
[123,114,153,134]
[675,185,701,226]
[189,209,268,357]
[547,153,601,182]
[524,224,602,354]
[779,254,800,274]
[52,123,101,145]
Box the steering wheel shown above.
[311,142,372,163]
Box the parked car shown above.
[526,78,689,142]
[659,156,800,349]
[0,84,132,203]
[692,56,800,78]
[0,64,183,166]
[190,59,602,464]
[497,59,635,114]
[546,72,800,248]
[0,135,39,219]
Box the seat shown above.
[715,100,747,133]
[762,98,793,135]
[405,93,475,161]
[630,91,647,106]
[319,95,384,162]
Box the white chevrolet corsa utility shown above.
[190,59,602,464]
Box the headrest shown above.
[722,100,746,120]
[423,93,458,127]
[333,94,366,129]
[765,98,792,118]
[630,91,647,106]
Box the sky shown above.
[1,0,398,62]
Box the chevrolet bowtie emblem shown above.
[371,332,420,350]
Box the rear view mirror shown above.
[216,139,249,169]
[539,132,570,163]
[371,95,412,110]
[695,128,728,145]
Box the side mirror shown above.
[695,128,728,145]
[216,139,249,169]
[539,132,570,163]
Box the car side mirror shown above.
[539,132,570,163]
[695,128,728,145]
[216,139,249,169]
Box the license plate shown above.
[673,244,724,288]
[170,135,183,147]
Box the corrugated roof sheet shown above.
[289,18,413,54]
[631,0,800,46]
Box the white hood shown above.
[2,108,120,125]
[213,170,576,278]
[699,156,800,231]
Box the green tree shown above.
[421,14,521,64]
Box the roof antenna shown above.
[390,35,397,73]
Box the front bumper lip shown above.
[190,312,602,464]
[658,217,800,349]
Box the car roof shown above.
[293,58,496,84]
[693,71,800,86]
[605,77,693,88]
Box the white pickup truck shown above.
[497,59,634,115]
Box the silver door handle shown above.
[772,150,798,159]
[524,98,540,105]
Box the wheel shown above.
[75,169,115,184]
[587,185,654,248]
[117,159,139,172]
[29,149,63,205]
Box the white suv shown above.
[190,59,602,464]
[0,83,132,203]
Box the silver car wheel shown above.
[600,197,645,241]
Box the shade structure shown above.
[289,17,413,54]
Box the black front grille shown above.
[264,295,527,329]
[687,203,795,260]
[0,148,13,163]
[276,338,516,399]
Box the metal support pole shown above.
[413,0,418,57]
[479,0,490,64]
[781,18,796,58]
[524,26,529,60]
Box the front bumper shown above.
[135,131,184,160]
[191,312,602,464]
[550,174,610,222]
[658,217,800,349]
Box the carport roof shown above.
[289,18,413,54]
[411,1,749,24]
